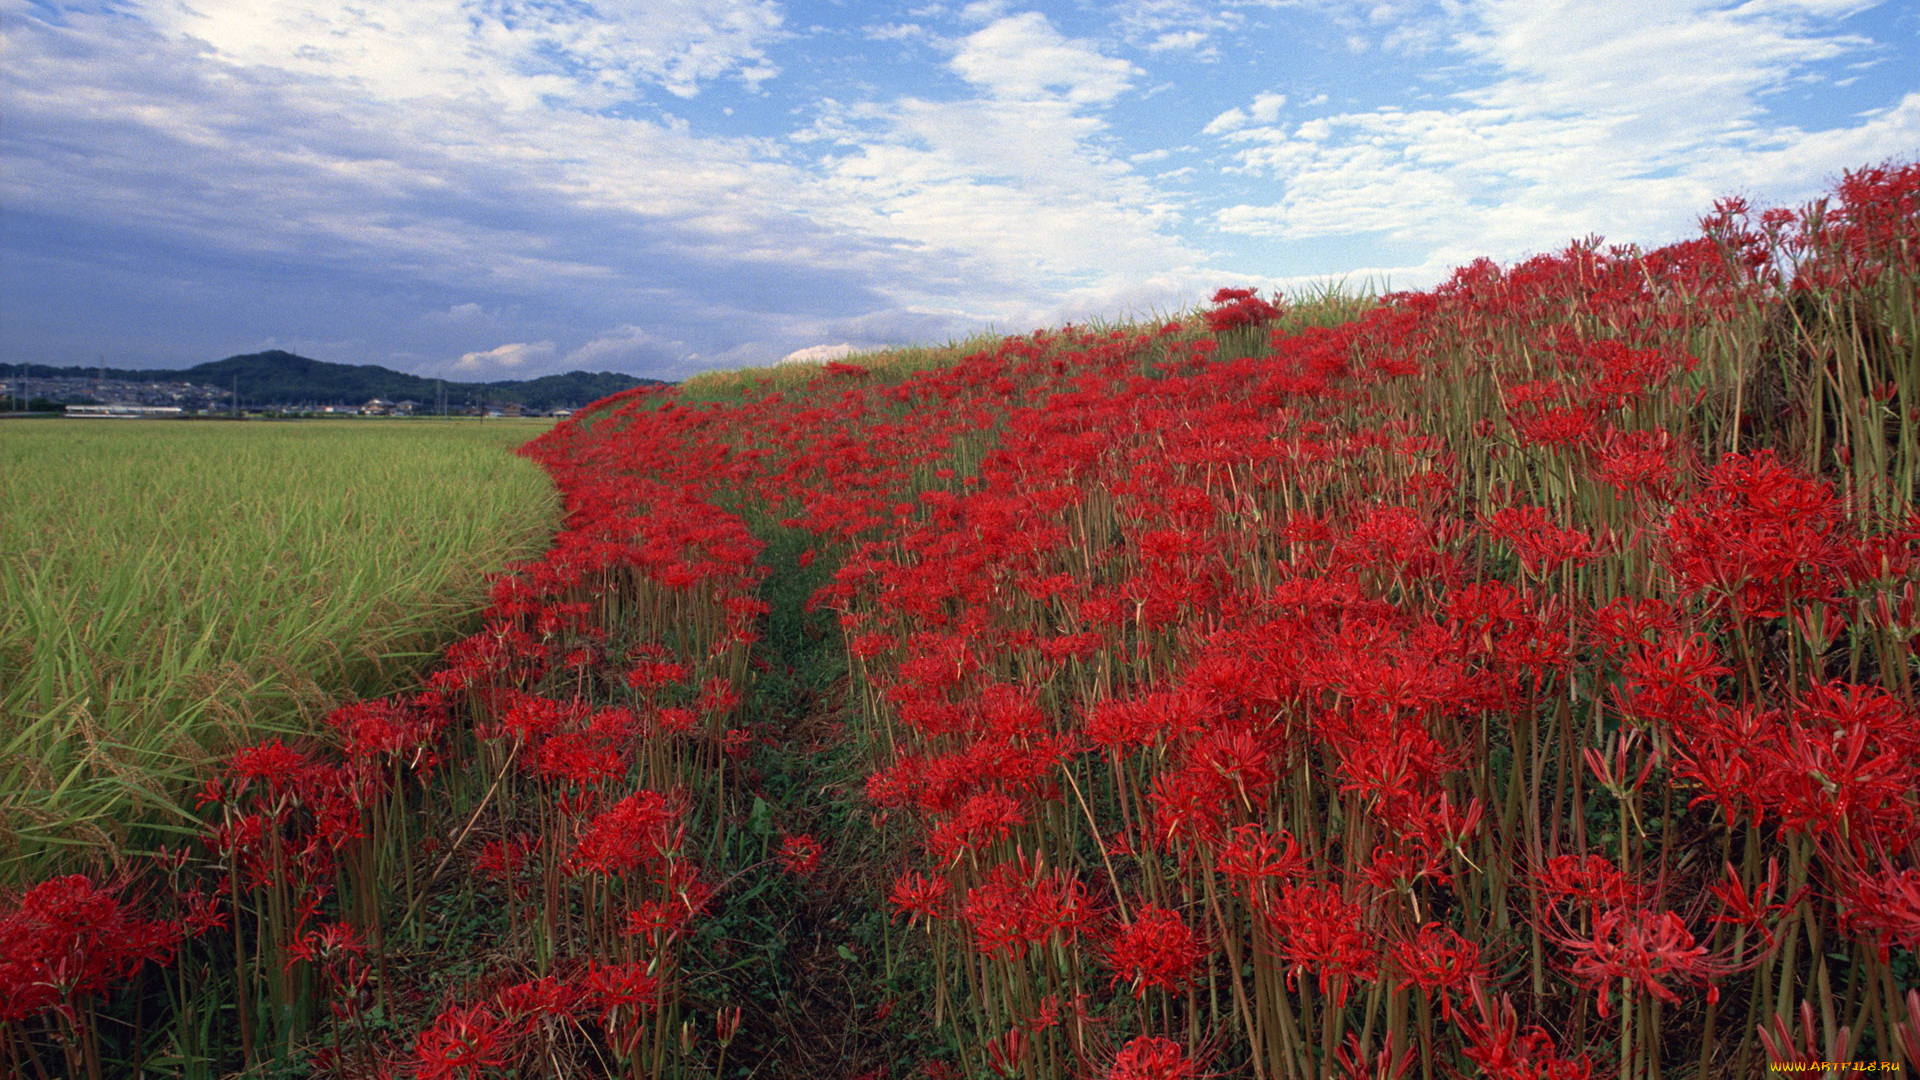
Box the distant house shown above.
[363,398,392,415]
[552,408,574,419]
[392,400,418,416]
[65,403,183,418]
[502,403,523,418]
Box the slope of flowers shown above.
[534,161,1920,1078]
[3,161,1917,1079]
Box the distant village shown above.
[1,374,574,419]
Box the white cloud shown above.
[461,341,551,367]
[1248,92,1288,124]
[949,13,1140,105]
[780,342,858,363]
[1148,30,1210,52]
[1204,107,1250,134]
[1112,0,1241,53]
[452,340,555,374]
[562,325,681,371]
[866,22,933,43]
[1207,0,1920,279]
[123,0,785,105]
[958,1,1015,24]
[1205,92,1285,135]
[777,11,1214,332]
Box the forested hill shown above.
[24,350,660,410]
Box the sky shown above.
[3,1,1917,382]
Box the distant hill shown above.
[21,351,661,411]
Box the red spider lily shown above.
[475,837,538,887]
[1146,763,1235,852]
[1663,450,1854,620]
[1550,905,1737,1017]
[1105,905,1205,998]
[1532,854,1643,910]
[889,871,948,927]
[568,790,684,878]
[1104,1035,1197,1080]
[226,737,313,791]
[583,962,659,1017]
[1023,993,1063,1032]
[414,1003,509,1080]
[655,705,697,734]
[283,919,365,970]
[1756,998,1854,1066]
[778,833,823,876]
[1454,980,1593,1080]
[623,898,695,945]
[624,654,689,694]
[533,730,630,787]
[1387,923,1484,1020]
[323,694,447,776]
[714,1004,743,1046]
[985,1026,1028,1078]
[493,976,585,1023]
[1582,728,1655,799]
[1591,426,1685,502]
[141,158,1911,1078]
[1361,842,1452,904]
[1203,288,1284,334]
[1707,859,1796,950]
[1333,1033,1415,1080]
[1585,596,1682,658]
[1835,863,1920,961]
[584,962,660,1055]
[1510,404,1598,450]
[1484,505,1598,577]
[0,875,180,1024]
[698,676,740,716]
[493,691,578,743]
[1187,723,1280,812]
[927,790,1027,863]
[1615,634,1730,729]
[961,855,1097,960]
[1214,823,1305,902]
[1262,882,1378,1006]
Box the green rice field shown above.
[0,418,558,882]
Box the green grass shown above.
[0,418,559,882]
[674,283,1381,405]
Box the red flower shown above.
[1551,906,1734,1016]
[0,875,180,1024]
[1202,287,1283,334]
[890,871,948,927]
[1105,1035,1196,1080]
[778,833,822,876]
[414,1003,508,1080]
[1215,823,1305,900]
[1387,923,1483,1019]
[1105,905,1205,998]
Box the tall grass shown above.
[0,419,558,882]
[674,284,1383,405]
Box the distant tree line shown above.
[10,351,660,412]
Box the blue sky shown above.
[3,0,1916,381]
